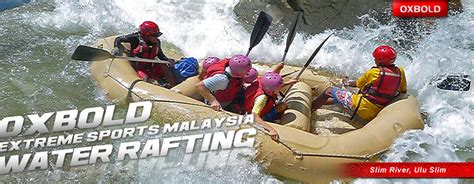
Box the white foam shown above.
[56,0,473,163]
[30,0,474,182]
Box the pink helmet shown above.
[261,72,283,94]
[244,68,258,83]
[203,56,219,70]
[229,54,252,78]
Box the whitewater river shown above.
[0,0,472,183]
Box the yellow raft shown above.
[90,36,424,183]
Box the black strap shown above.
[266,94,277,107]
[223,71,233,80]
[364,94,390,107]
[367,89,398,100]
[350,95,363,120]
[350,85,366,120]
[127,79,144,99]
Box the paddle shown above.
[281,70,298,78]
[278,70,299,97]
[282,33,333,98]
[432,74,471,91]
[280,11,301,63]
[287,0,309,25]
[275,11,302,98]
[71,45,170,64]
[246,11,273,57]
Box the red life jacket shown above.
[244,78,277,117]
[362,65,402,106]
[132,39,158,59]
[132,38,163,80]
[205,58,243,103]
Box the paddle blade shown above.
[303,33,333,68]
[248,11,273,53]
[71,45,113,61]
[285,11,301,52]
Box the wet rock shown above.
[233,0,391,37]
[234,0,463,41]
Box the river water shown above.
[0,0,472,183]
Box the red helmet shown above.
[139,21,161,37]
[372,45,397,66]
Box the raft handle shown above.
[251,124,389,160]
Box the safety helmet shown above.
[139,21,161,37]
[203,57,220,70]
[261,72,283,94]
[229,55,252,78]
[372,45,397,66]
[244,68,258,83]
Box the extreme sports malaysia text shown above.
[0,101,256,175]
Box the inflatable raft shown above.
[89,36,424,183]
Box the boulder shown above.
[233,0,391,37]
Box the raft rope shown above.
[250,124,388,161]
[145,99,217,109]
[127,79,144,99]
[104,71,387,161]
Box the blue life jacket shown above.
[173,57,199,83]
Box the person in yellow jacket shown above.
[311,45,407,121]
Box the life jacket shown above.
[132,37,158,59]
[132,36,163,80]
[244,78,277,117]
[202,63,216,79]
[361,65,402,106]
[205,58,243,103]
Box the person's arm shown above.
[114,35,126,50]
[283,78,298,87]
[254,114,279,141]
[156,40,176,67]
[251,95,279,141]
[113,33,139,55]
[198,69,207,80]
[196,81,221,111]
[272,62,284,74]
[156,40,171,61]
[342,78,357,87]
[355,69,374,89]
[196,74,229,111]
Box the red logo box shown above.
[342,162,474,178]
[392,0,448,17]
